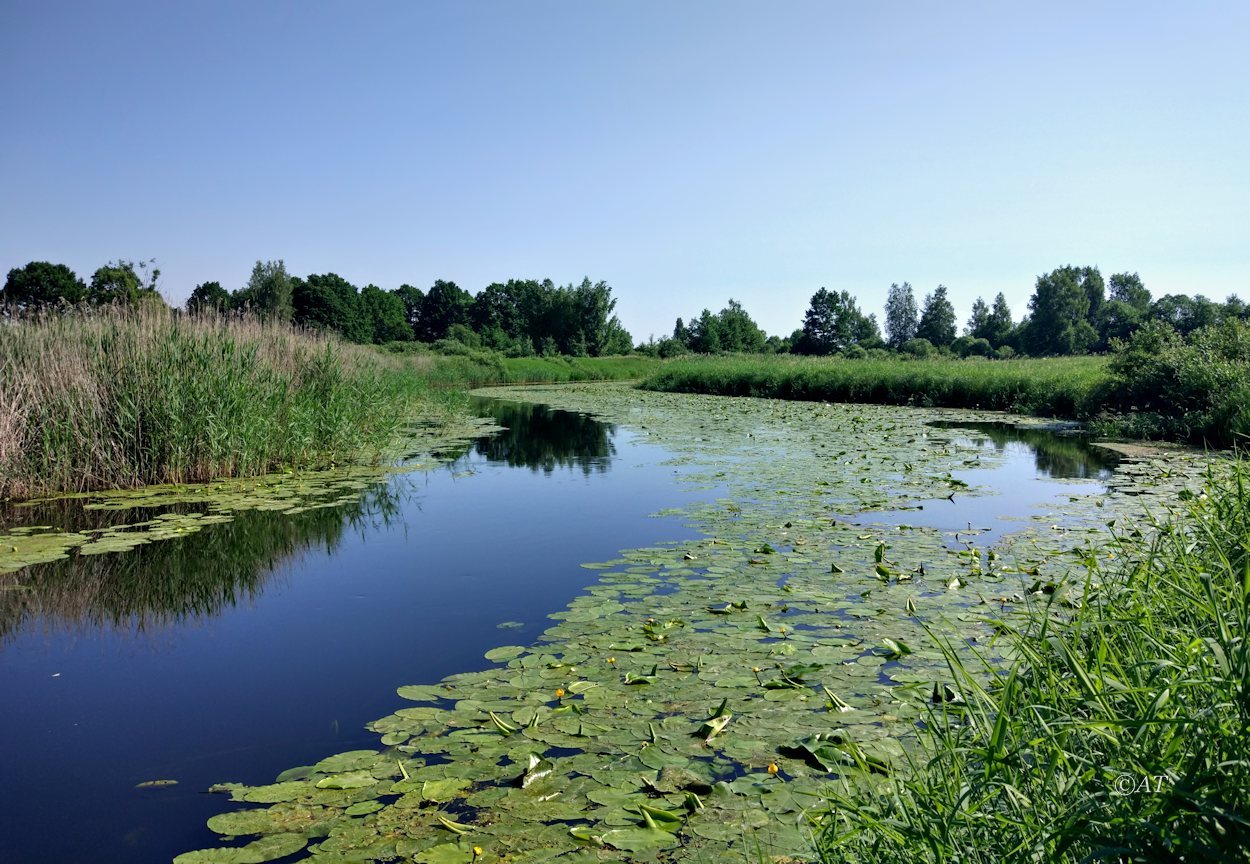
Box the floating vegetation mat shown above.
[0,416,502,576]
[179,384,1219,863]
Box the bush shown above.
[1102,319,1250,447]
[900,337,935,358]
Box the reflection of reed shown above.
[470,401,615,475]
[0,483,406,641]
[931,421,1119,480]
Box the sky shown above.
[2,1,1247,342]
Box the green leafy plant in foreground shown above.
[819,464,1250,863]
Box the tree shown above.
[673,317,690,346]
[187,281,230,313]
[293,273,367,341]
[985,293,1015,347]
[1108,272,1150,314]
[797,288,875,355]
[360,284,411,343]
[884,282,919,350]
[916,285,956,347]
[89,259,161,305]
[417,279,473,341]
[688,309,722,353]
[2,261,87,307]
[393,284,425,335]
[965,297,990,338]
[715,299,766,352]
[237,260,293,321]
[1025,266,1100,355]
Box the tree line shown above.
[2,260,634,357]
[644,266,1248,359]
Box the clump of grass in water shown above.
[0,305,436,498]
[818,463,1250,862]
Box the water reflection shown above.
[0,485,405,640]
[0,399,616,642]
[469,399,616,475]
[928,420,1119,480]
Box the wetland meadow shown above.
[3,382,1242,863]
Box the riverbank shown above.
[639,347,1249,448]
[819,459,1250,862]
[0,307,454,499]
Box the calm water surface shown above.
[0,398,710,864]
[0,399,1119,863]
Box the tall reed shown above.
[0,306,429,498]
[818,462,1250,862]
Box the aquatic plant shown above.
[0,305,453,498]
[818,462,1250,862]
[178,385,1215,863]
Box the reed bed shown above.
[642,354,1110,419]
[415,350,661,390]
[819,462,1250,862]
[0,306,430,498]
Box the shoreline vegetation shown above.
[3,304,1248,500]
[0,307,437,500]
[819,462,1250,862]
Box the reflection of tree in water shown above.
[472,401,615,475]
[0,484,405,641]
[930,421,1119,480]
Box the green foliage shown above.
[417,280,474,341]
[1025,265,1101,355]
[0,306,433,498]
[237,260,294,322]
[899,337,934,358]
[360,283,410,343]
[2,261,87,306]
[393,283,424,333]
[292,273,369,342]
[798,288,878,355]
[915,285,956,347]
[884,282,919,350]
[89,259,162,306]
[642,353,1109,419]
[818,461,1250,863]
[187,281,230,313]
[1100,318,1250,447]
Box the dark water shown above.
[0,402,1120,864]
[0,399,709,864]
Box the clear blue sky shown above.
[2,1,1247,341]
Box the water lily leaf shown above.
[600,826,677,852]
[174,833,306,863]
[484,645,527,662]
[414,843,473,864]
[135,779,178,789]
[421,778,471,802]
[315,771,376,790]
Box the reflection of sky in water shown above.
[842,428,1116,548]
[0,398,717,864]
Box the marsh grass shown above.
[819,463,1250,863]
[416,351,661,390]
[642,354,1110,419]
[0,306,433,498]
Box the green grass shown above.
[642,354,1110,419]
[0,306,445,499]
[412,350,661,390]
[818,462,1250,863]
